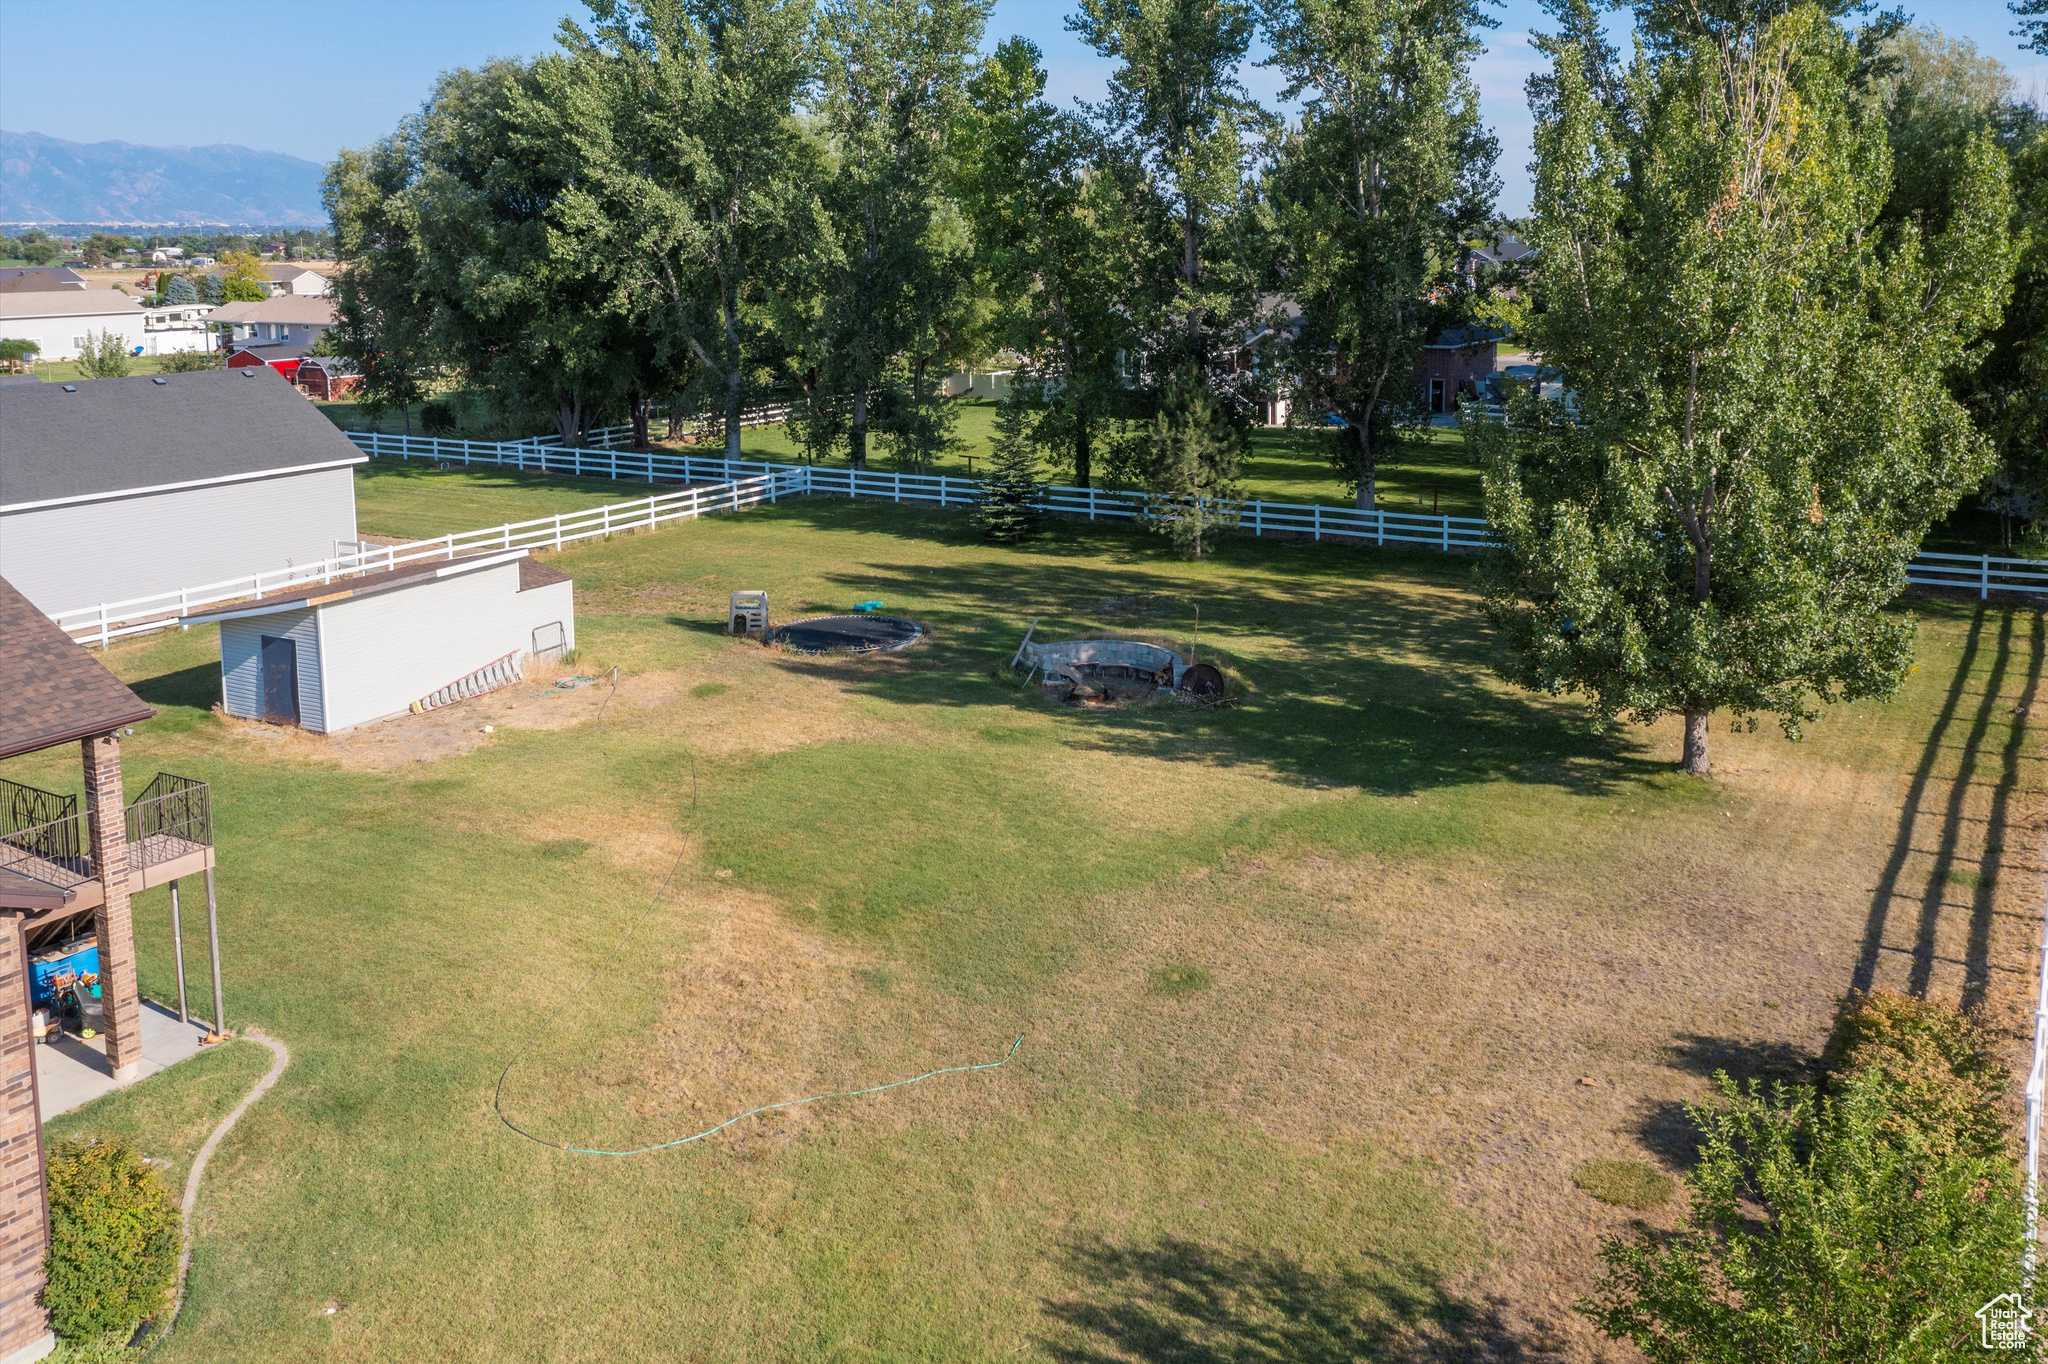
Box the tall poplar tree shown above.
[566,0,818,469]
[1475,1,2017,776]
[1068,0,1262,374]
[955,37,1138,487]
[803,0,989,470]
[1262,0,1499,510]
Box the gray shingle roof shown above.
[0,367,366,510]
[0,573,155,762]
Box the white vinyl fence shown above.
[345,429,1497,552]
[47,426,2048,645]
[48,469,803,646]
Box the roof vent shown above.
[240,367,256,376]
[152,376,168,385]
[61,384,76,392]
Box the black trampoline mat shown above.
[769,614,926,654]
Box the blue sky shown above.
[1,0,2041,217]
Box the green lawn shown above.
[14,480,2037,1359]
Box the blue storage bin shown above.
[31,945,99,1005]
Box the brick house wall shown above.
[0,916,50,1360]
[1414,341,1498,414]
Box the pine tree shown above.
[974,394,1041,543]
[1128,374,1242,557]
[162,273,199,306]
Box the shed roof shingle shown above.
[0,575,155,761]
[0,367,367,510]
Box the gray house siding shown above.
[0,465,358,615]
[220,608,324,731]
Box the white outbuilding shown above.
[185,550,576,733]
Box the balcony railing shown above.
[0,773,213,895]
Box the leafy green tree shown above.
[973,392,1041,541]
[2014,0,2047,55]
[1119,373,1243,556]
[1068,0,1264,374]
[797,0,989,470]
[1261,0,1499,510]
[217,249,268,303]
[1857,26,2048,551]
[1582,996,2026,1363]
[74,330,132,379]
[1473,1,2016,776]
[567,0,818,469]
[324,143,438,436]
[0,338,38,371]
[956,37,1139,488]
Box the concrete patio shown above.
[36,1001,215,1121]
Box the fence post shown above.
[1089,487,1097,521]
[1442,516,1450,553]
[1312,505,1321,543]
[1984,555,1993,600]
[445,533,455,562]
[554,515,564,551]
[98,605,109,649]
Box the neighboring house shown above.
[1414,324,1504,415]
[188,551,575,733]
[0,288,145,361]
[141,302,217,356]
[0,368,364,615]
[1464,236,1535,286]
[260,264,330,297]
[147,247,184,264]
[0,267,87,293]
[207,295,335,355]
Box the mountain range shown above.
[0,130,328,226]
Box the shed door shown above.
[1430,378,1445,414]
[259,635,301,726]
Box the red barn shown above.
[224,346,302,382]
[294,356,360,399]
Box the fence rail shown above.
[45,426,2048,645]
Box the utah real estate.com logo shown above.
[1980,1293,2033,1350]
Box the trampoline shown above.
[768,614,927,655]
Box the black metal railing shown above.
[0,777,81,870]
[124,773,212,870]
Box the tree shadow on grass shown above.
[1632,1034,1821,1172]
[1040,1237,1545,1363]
